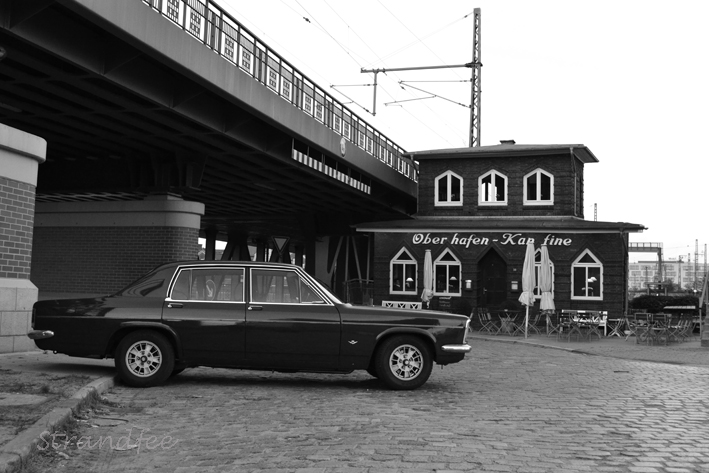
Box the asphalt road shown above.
[32,339,709,473]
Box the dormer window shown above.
[478,170,507,205]
[524,169,554,205]
[435,171,463,207]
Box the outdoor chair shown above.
[522,310,543,336]
[512,313,533,336]
[558,312,585,342]
[677,314,696,342]
[665,313,684,344]
[546,310,562,337]
[606,315,625,338]
[649,313,669,345]
[624,313,637,341]
[632,313,652,345]
[475,308,500,335]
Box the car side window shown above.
[170,268,244,302]
[251,269,324,304]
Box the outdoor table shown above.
[577,313,603,340]
[497,311,520,335]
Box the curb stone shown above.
[0,375,117,473]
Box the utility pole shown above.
[360,8,482,147]
[469,8,482,147]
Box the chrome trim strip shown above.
[442,343,472,353]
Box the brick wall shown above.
[373,230,628,317]
[0,177,36,279]
[31,226,199,294]
[416,155,584,218]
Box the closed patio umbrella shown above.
[518,241,536,338]
[539,244,555,313]
[421,249,433,308]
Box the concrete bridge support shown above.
[0,124,46,353]
[31,195,204,299]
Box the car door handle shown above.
[248,305,263,311]
[167,303,183,309]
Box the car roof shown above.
[157,260,304,271]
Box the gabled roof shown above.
[405,143,599,164]
[355,216,646,234]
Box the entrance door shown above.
[478,250,507,307]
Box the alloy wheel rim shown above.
[388,344,422,380]
[126,341,162,377]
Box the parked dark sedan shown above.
[29,261,471,390]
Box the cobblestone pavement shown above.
[35,339,709,473]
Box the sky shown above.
[219,0,708,264]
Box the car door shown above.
[245,267,341,370]
[162,266,246,365]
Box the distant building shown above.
[629,260,708,292]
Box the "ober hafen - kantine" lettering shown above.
[411,233,572,248]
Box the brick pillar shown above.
[0,124,47,353]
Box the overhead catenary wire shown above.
[237,0,473,147]
[399,81,471,109]
[319,2,467,144]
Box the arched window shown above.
[435,171,463,207]
[478,170,507,205]
[571,250,603,300]
[434,249,461,296]
[524,169,554,205]
[390,248,417,294]
[534,249,554,299]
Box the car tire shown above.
[366,366,379,379]
[374,335,432,390]
[115,331,175,387]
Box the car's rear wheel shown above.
[115,331,174,387]
[374,335,432,390]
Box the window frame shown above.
[390,248,418,295]
[478,170,508,206]
[433,248,462,296]
[571,250,603,300]
[169,267,245,303]
[523,168,554,205]
[434,170,463,207]
[250,268,325,304]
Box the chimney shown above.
[499,140,516,145]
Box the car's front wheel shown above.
[115,331,175,387]
[374,335,432,390]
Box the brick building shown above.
[356,141,646,318]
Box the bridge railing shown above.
[141,0,417,183]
